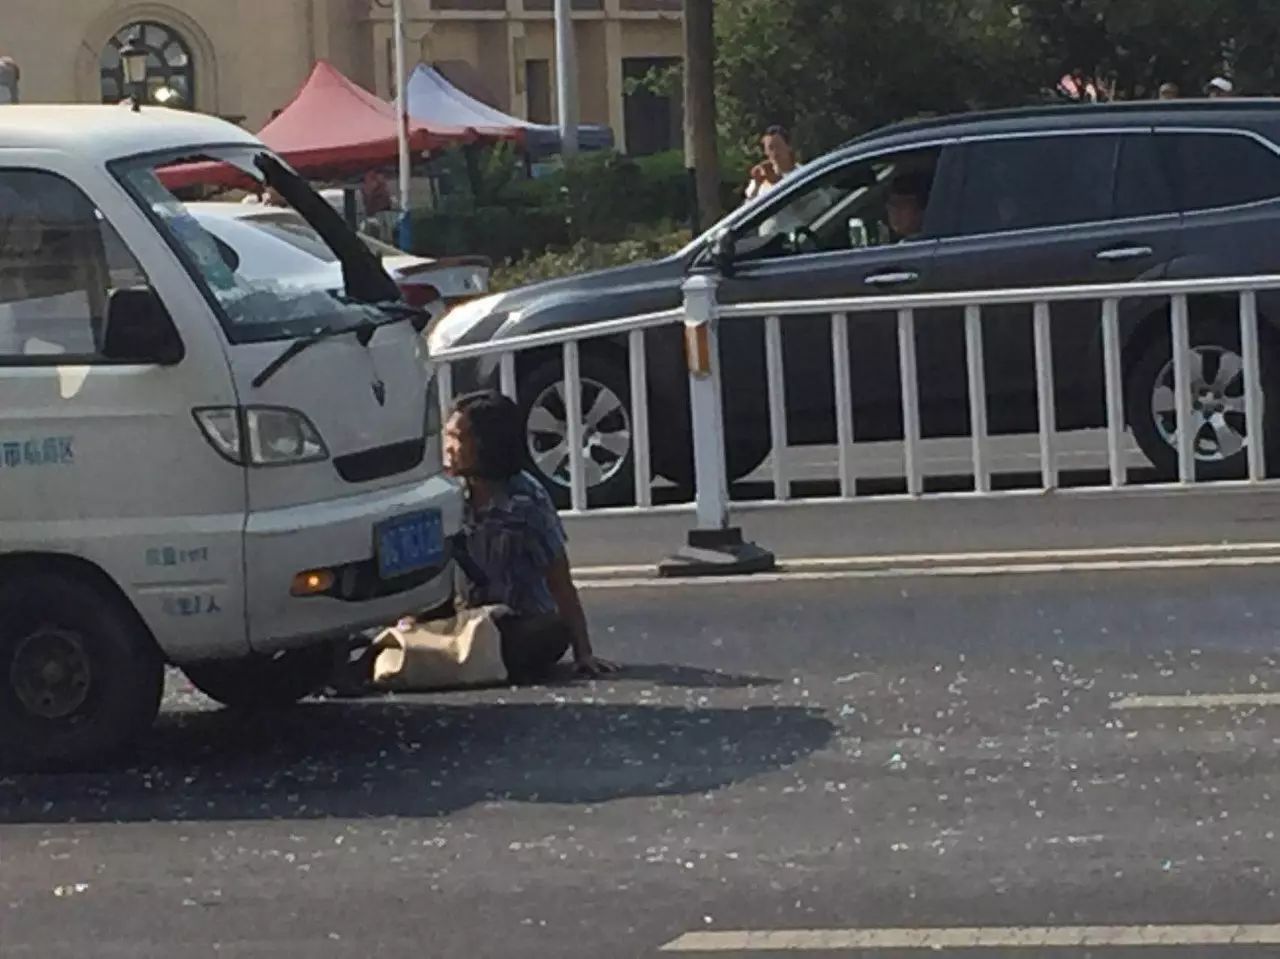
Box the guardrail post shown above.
[658,275,776,577]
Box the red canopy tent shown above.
[161,60,515,190]
[257,59,481,172]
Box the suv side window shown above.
[1114,134,1177,219]
[0,169,152,361]
[955,134,1118,236]
[733,146,943,262]
[1163,131,1280,212]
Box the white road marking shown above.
[661,923,1280,952]
[1112,692,1280,710]
[576,540,1280,580]
[578,553,1280,590]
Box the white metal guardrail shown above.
[717,274,1280,498]
[430,273,1280,569]
[432,306,684,512]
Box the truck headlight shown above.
[194,406,329,466]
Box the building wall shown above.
[0,0,370,129]
[0,0,683,150]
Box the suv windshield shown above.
[111,147,393,344]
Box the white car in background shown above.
[185,202,490,307]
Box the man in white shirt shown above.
[744,125,800,202]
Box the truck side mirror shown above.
[102,287,184,365]
[709,231,737,276]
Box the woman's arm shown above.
[546,551,616,676]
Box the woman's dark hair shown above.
[453,390,526,480]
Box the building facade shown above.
[0,0,682,154]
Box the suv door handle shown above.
[1095,245,1154,262]
[864,271,920,287]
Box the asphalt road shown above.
[6,564,1280,958]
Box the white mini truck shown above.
[0,105,462,769]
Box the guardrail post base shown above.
[659,273,776,578]
[658,527,776,578]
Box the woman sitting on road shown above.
[445,391,617,682]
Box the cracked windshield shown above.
[6,3,1280,958]
[114,148,394,342]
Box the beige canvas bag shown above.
[371,605,510,690]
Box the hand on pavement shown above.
[574,656,620,678]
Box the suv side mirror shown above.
[709,231,737,276]
[102,287,184,365]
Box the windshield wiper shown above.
[252,318,377,389]
[332,294,434,334]
[252,299,432,389]
[251,300,433,389]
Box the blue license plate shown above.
[375,510,444,579]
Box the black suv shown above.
[430,100,1280,505]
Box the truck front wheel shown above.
[0,570,163,771]
[181,645,334,710]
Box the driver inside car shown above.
[753,162,937,255]
[886,171,932,242]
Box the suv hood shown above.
[431,254,690,351]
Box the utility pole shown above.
[683,0,720,234]
[554,0,579,159]
[392,0,413,249]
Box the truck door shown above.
[0,158,248,659]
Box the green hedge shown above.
[490,227,692,292]
[409,207,572,264]
[409,147,751,264]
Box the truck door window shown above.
[0,170,153,361]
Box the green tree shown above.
[1015,0,1280,97]
[1014,0,1234,97]
[1195,0,1280,94]
[714,0,1039,156]
[714,0,1280,162]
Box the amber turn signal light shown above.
[290,568,335,597]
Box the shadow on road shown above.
[596,663,780,689]
[0,699,832,825]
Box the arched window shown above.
[100,21,195,109]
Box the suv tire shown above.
[650,425,772,494]
[1127,313,1280,480]
[519,353,637,508]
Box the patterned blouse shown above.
[457,472,566,616]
